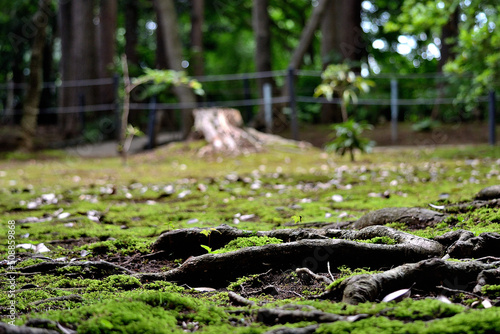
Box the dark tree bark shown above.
[320,0,364,123]
[154,0,197,139]
[253,0,273,96]
[124,0,139,66]
[72,0,98,106]
[353,207,447,229]
[20,0,51,151]
[190,0,204,77]
[97,0,117,110]
[288,0,330,70]
[432,8,459,120]
[58,0,79,137]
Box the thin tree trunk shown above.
[125,0,139,66]
[20,0,51,151]
[58,0,79,137]
[98,0,117,112]
[154,0,197,139]
[431,8,459,120]
[320,0,341,123]
[72,0,98,107]
[288,0,330,70]
[190,0,204,77]
[253,0,273,95]
[251,0,276,130]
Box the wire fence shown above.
[0,69,498,146]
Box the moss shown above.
[354,236,397,245]
[384,298,464,320]
[318,307,500,334]
[481,284,500,298]
[77,237,153,256]
[327,266,381,290]
[212,236,283,254]
[15,258,47,268]
[227,274,261,291]
[86,275,142,292]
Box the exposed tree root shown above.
[353,207,446,229]
[444,199,500,213]
[475,185,500,200]
[0,322,59,334]
[322,258,500,304]
[256,306,369,325]
[152,224,443,258]
[3,260,133,278]
[137,229,443,287]
[473,268,500,293]
[263,324,319,334]
[434,230,500,258]
[227,291,256,307]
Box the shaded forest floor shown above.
[1,142,500,333]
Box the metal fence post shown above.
[390,78,398,144]
[263,83,272,133]
[287,67,299,141]
[147,95,157,150]
[489,90,496,146]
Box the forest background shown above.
[0,0,499,151]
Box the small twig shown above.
[30,294,83,306]
[437,285,482,299]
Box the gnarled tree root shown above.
[152,224,443,259]
[353,207,446,229]
[2,260,133,278]
[323,257,500,304]
[137,228,444,287]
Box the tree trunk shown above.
[431,7,459,120]
[72,0,98,107]
[20,0,51,151]
[97,0,117,112]
[124,0,139,66]
[320,0,364,124]
[250,0,278,130]
[253,0,273,96]
[190,0,204,77]
[288,0,330,71]
[58,0,79,137]
[320,0,341,123]
[154,0,197,139]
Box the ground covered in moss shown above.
[1,142,500,333]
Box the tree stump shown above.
[192,107,309,156]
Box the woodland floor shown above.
[1,135,500,333]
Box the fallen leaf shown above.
[482,299,492,309]
[382,286,412,302]
[16,244,36,251]
[436,295,452,304]
[35,243,50,253]
[429,203,446,210]
[192,287,216,292]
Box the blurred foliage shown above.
[325,119,375,162]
